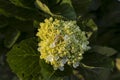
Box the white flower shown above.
[46,55,54,62]
[63,35,69,41]
[60,58,68,66]
[73,62,79,68]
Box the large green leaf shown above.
[81,52,114,69]
[91,46,117,57]
[0,15,36,32]
[39,59,72,80]
[0,0,43,21]
[49,0,76,20]
[9,0,35,9]
[72,0,92,15]
[39,60,63,80]
[7,38,41,80]
[35,0,76,20]
[75,66,111,80]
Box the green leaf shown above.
[55,65,73,77]
[96,28,120,52]
[81,52,114,69]
[39,59,72,80]
[9,0,28,9]
[4,28,20,48]
[92,46,117,57]
[7,38,41,80]
[0,15,36,33]
[39,59,54,80]
[77,18,98,40]
[35,0,76,20]
[76,66,111,80]
[0,8,11,17]
[0,0,43,21]
[72,0,92,14]
[8,17,35,32]
[86,19,98,31]
[35,0,53,16]
[49,0,76,20]
[9,0,35,9]
[78,18,98,32]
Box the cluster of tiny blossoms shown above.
[36,17,90,71]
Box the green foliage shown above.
[35,0,76,20]
[86,19,98,32]
[4,28,20,48]
[0,0,120,80]
[35,0,53,16]
[0,15,32,32]
[9,0,35,9]
[78,66,111,80]
[0,0,43,21]
[49,0,76,20]
[7,38,64,80]
[82,52,114,69]
[92,46,117,56]
[72,0,92,15]
[39,60,63,80]
[7,38,41,80]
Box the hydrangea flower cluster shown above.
[36,17,90,71]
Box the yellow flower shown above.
[36,17,90,71]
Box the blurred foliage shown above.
[0,0,120,80]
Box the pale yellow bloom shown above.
[36,17,90,71]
